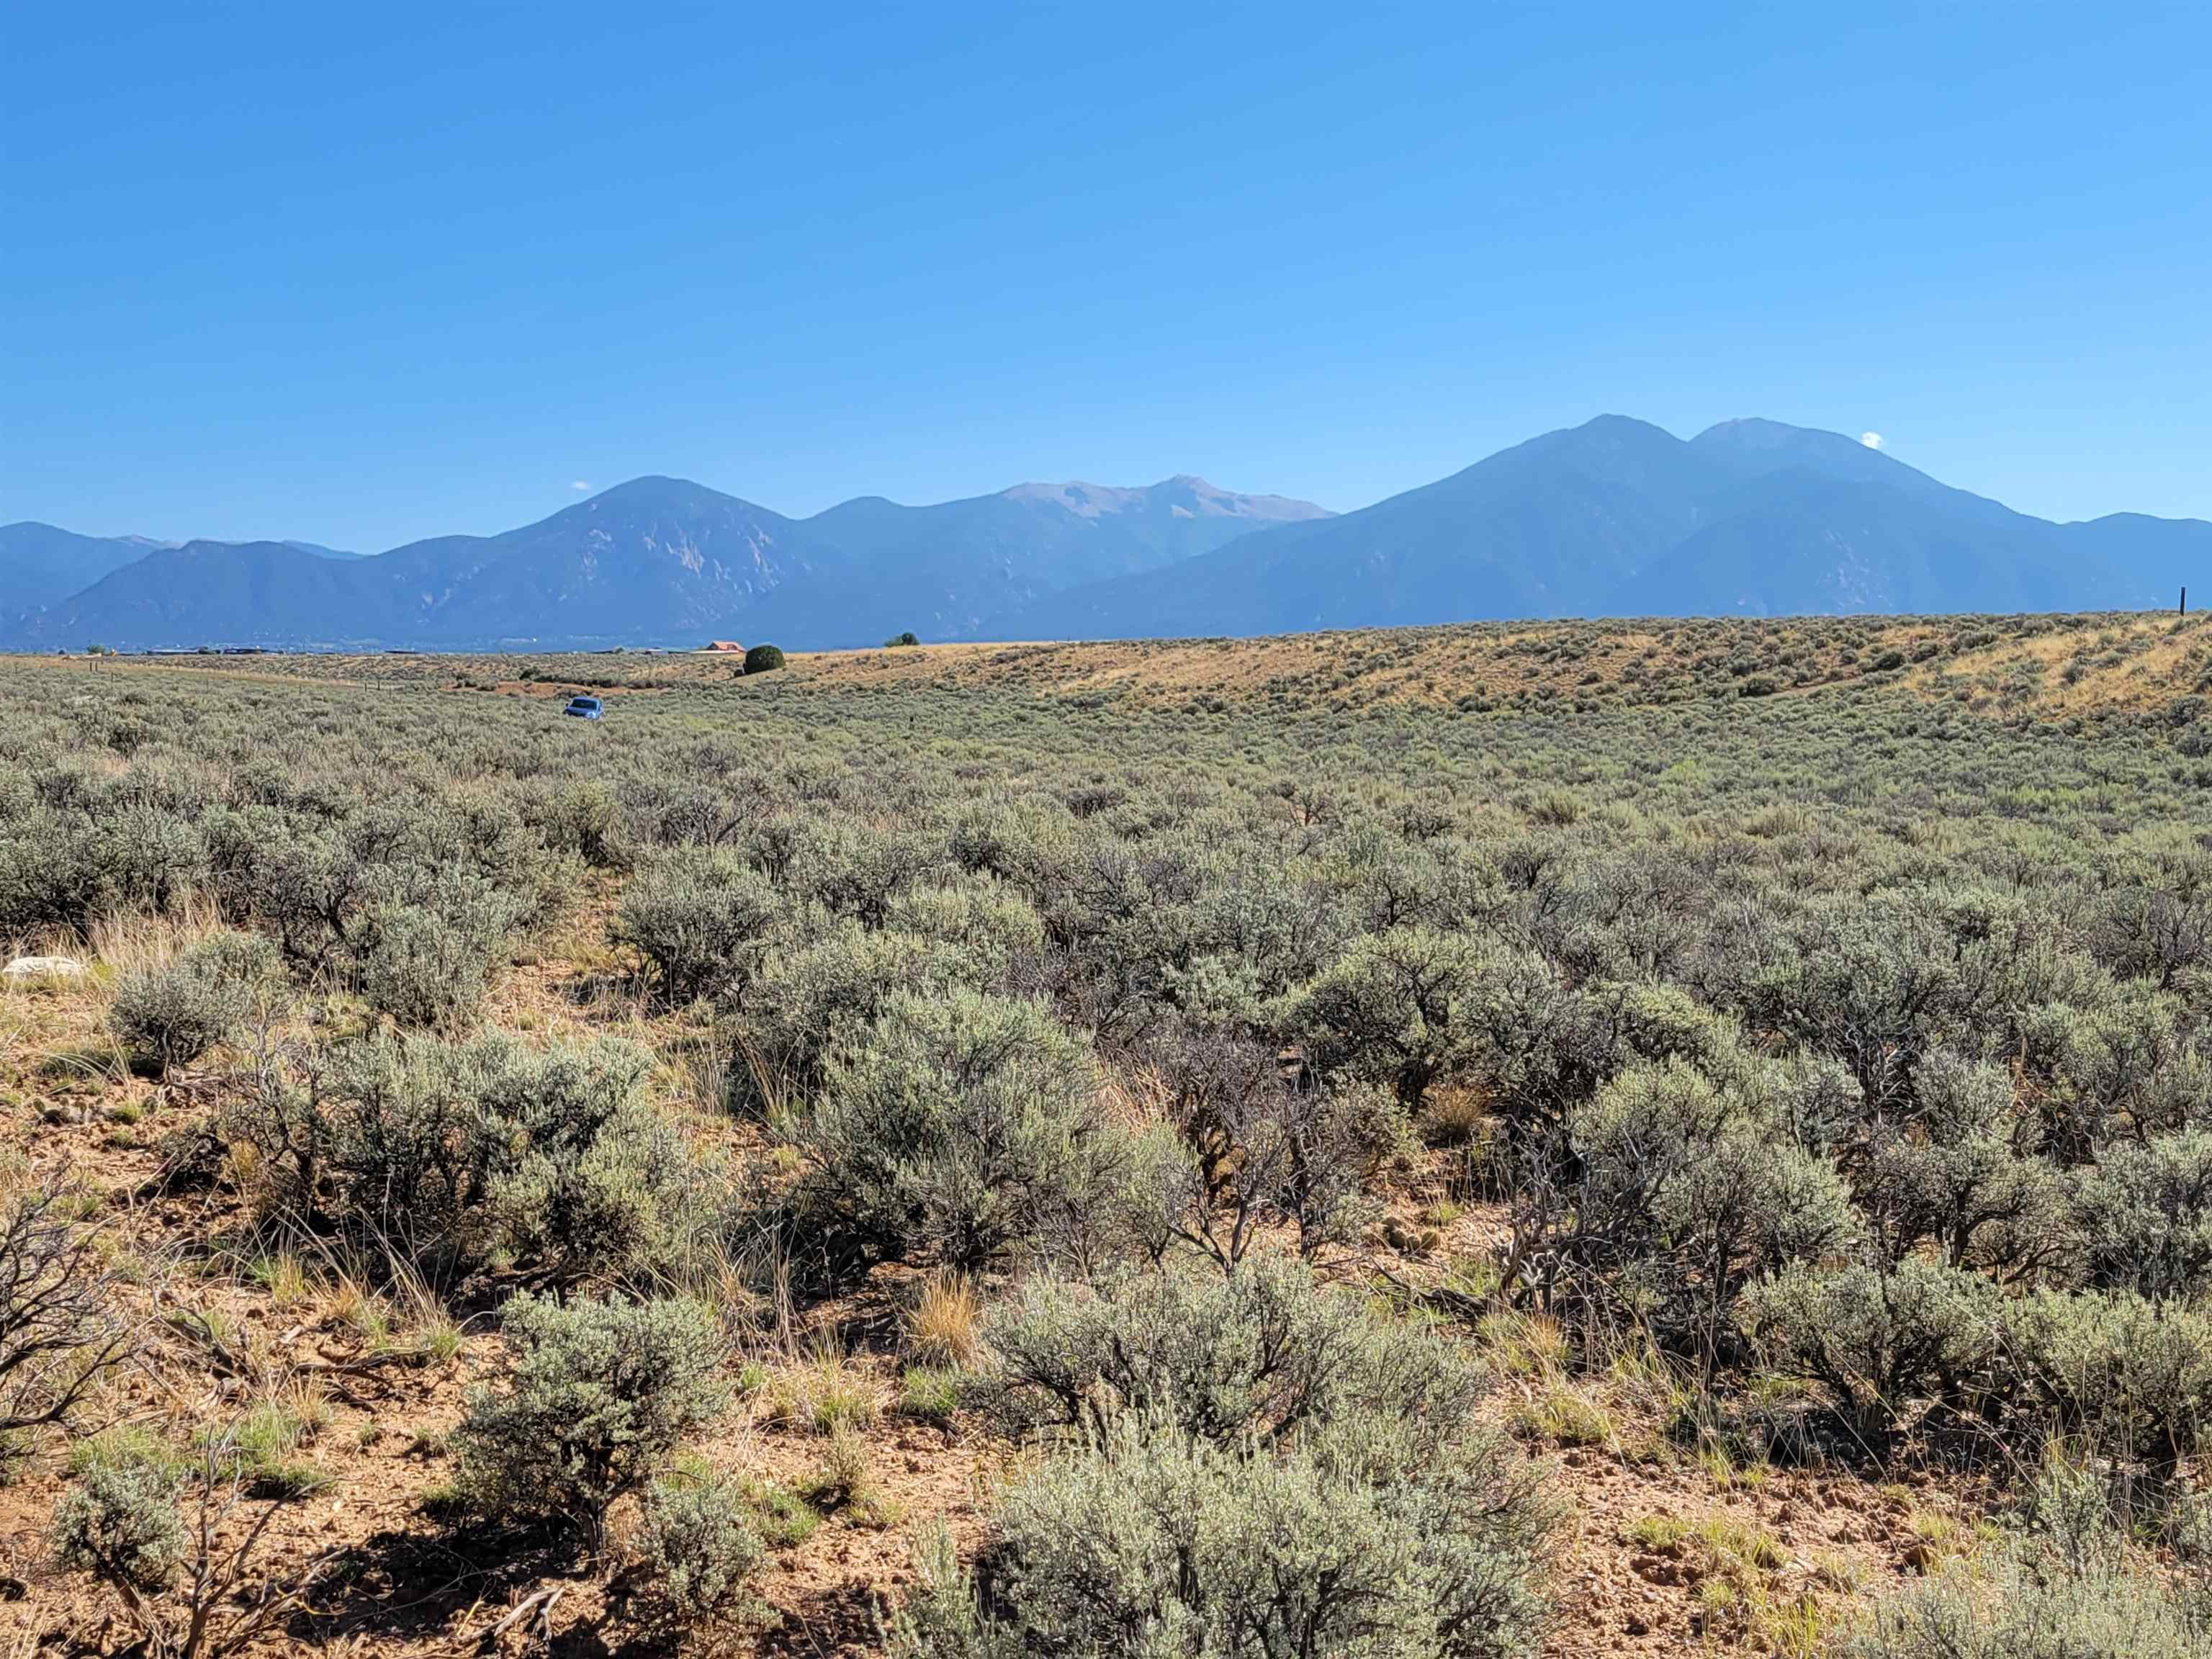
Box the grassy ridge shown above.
[81,608,2212,724]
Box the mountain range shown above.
[6,418,2204,652]
[2,477,1329,651]
[1,524,361,617]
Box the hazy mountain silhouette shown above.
[986,418,2208,638]
[3,475,1326,650]
[2,523,176,613]
[805,475,1330,639]
[7,423,2204,651]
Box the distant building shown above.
[705,640,745,653]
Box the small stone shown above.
[4,955,86,981]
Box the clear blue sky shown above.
[8,4,2209,551]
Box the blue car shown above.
[562,695,604,720]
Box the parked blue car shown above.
[562,695,604,720]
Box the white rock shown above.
[4,956,86,981]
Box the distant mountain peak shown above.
[1693,415,1874,455]
[997,477,1328,523]
[1695,415,1802,441]
[580,475,728,506]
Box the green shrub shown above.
[724,923,976,1113]
[1999,1290,2212,1475]
[1771,889,2002,1116]
[616,846,780,1004]
[1841,1508,2212,1658]
[884,878,1047,986]
[533,777,630,871]
[885,631,920,647]
[789,820,938,928]
[984,1254,1485,1457]
[1142,1021,1406,1264]
[742,644,785,675]
[944,796,1075,884]
[52,1456,186,1591]
[0,811,108,936]
[638,1467,765,1629]
[2076,1128,2212,1300]
[885,1524,1003,1658]
[55,1426,356,1655]
[0,1184,130,1447]
[97,801,210,918]
[2052,984,2207,1149]
[199,807,354,969]
[888,1410,1552,1659]
[1854,1049,2068,1279]
[1524,1053,1856,1367]
[359,877,522,1028]
[796,989,1134,1270]
[107,929,282,1073]
[1295,938,1635,1138]
[466,1035,698,1287]
[1286,925,1485,1109]
[454,1292,728,1546]
[238,1030,698,1289]
[1743,1259,2003,1452]
[180,927,285,994]
[274,1033,486,1267]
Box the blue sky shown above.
[8,4,2210,551]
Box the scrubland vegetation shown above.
[6,609,2212,1655]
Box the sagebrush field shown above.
[8,610,2212,1658]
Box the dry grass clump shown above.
[904,1272,981,1368]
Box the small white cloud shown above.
[1859,431,1884,450]
[570,480,593,492]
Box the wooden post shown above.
[2183,587,2189,616]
